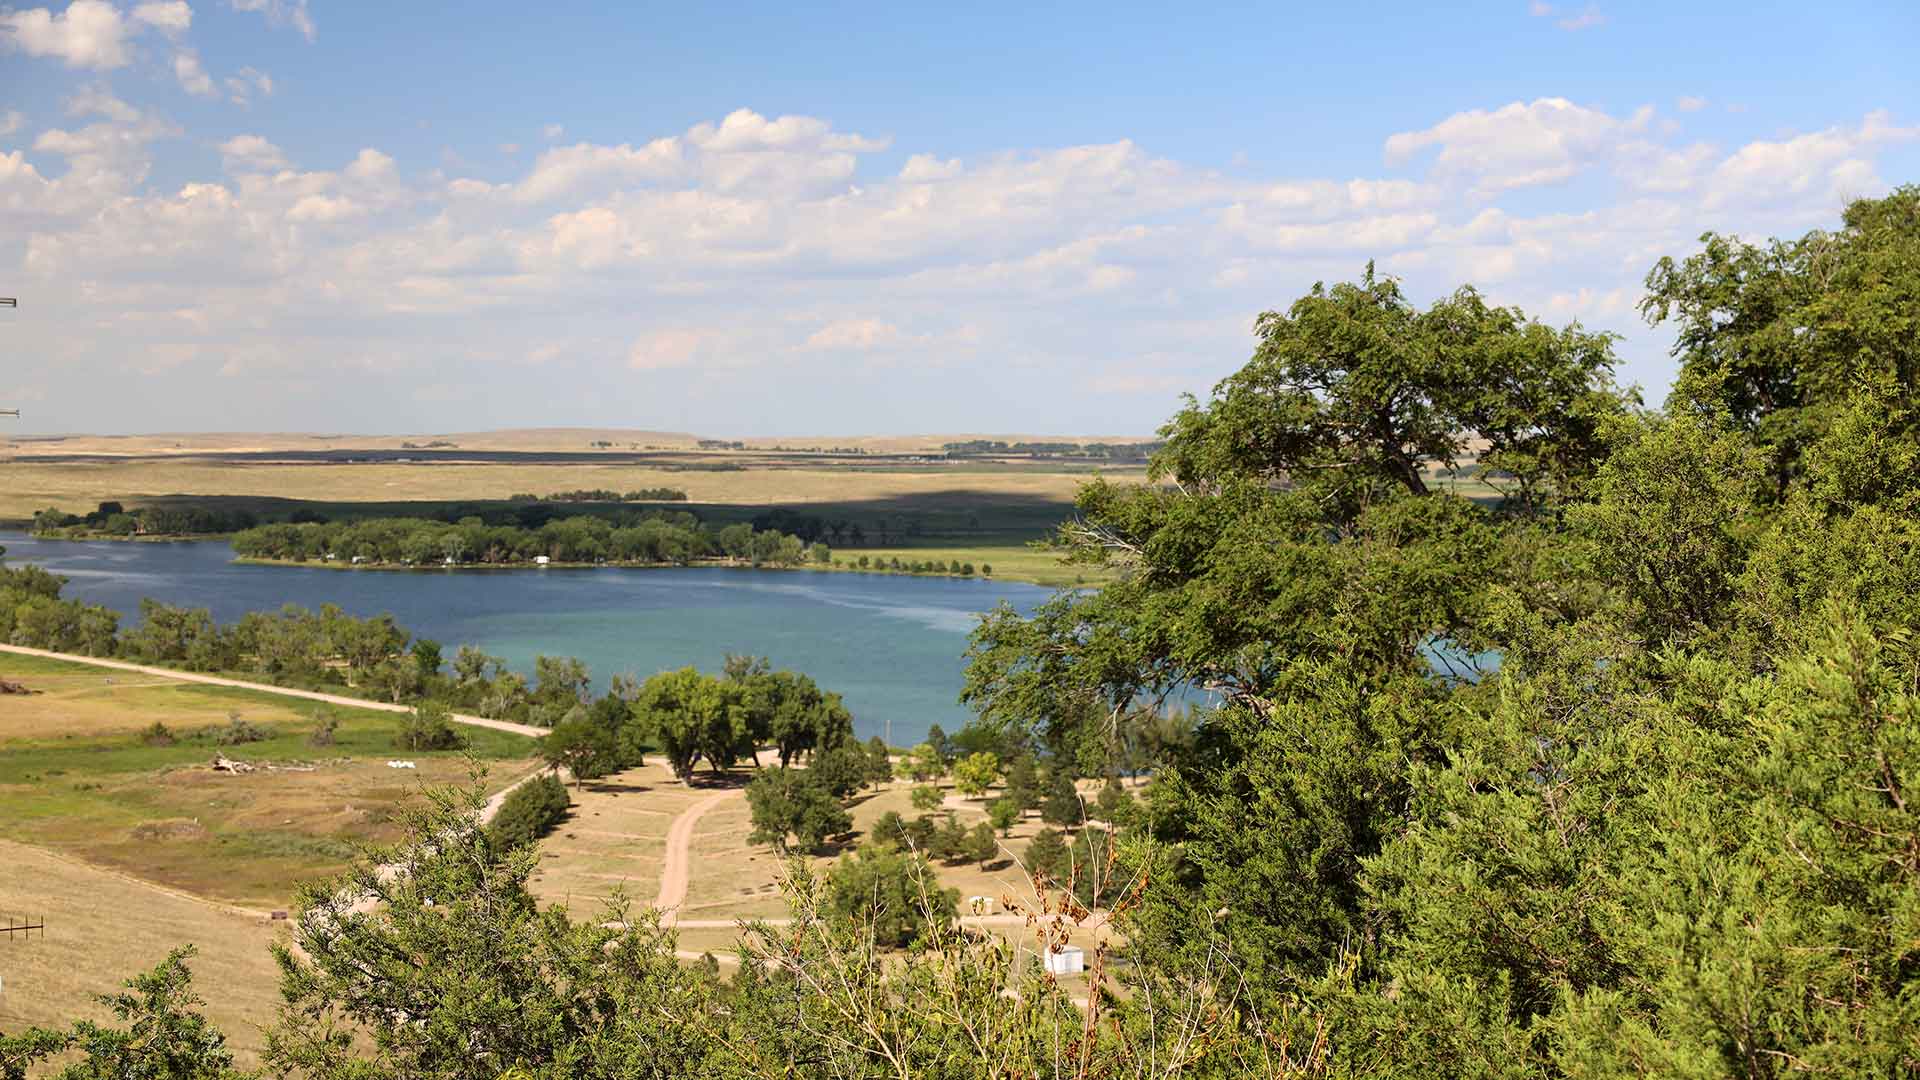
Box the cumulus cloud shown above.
[218,133,287,171]
[227,0,313,40]
[1,0,132,69]
[131,0,191,34]
[3,97,1915,432]
[172,49,215,95]
[1385,97,1655,194]
[226,65,273,105]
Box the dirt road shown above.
[0,643,547,738]
[653,789,741,923]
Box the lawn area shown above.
[830,542,1106,588]
[0,653,541,909]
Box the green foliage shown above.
[393,699,465,751]
[1646,185,1920,494]
[268,782,719,1079]
[1039,767,1084,827]
[1156,262,1626,516]
[963,821,998,868]
[806,741,871,800]
[138,721,176,747]
[825,843,958,949]
[901,741,944,782]
[745,766,851,853]
[1023,827,1070,883]
[862,735,893,785]
[908,783,943,812]
[950,749,1000,798]
[210,712,270,746]
[485,773,570,850]
[987,796,1020,836]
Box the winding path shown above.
[0,643,547,738]
[653,789,742,924]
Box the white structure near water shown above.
[1043,946,1085,976]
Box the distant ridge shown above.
[8,428,1159,458]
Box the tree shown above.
[1156,263,1624,517]
[826,844,957,949]
[1023,828,1070,883]
[909,784,944,812]
[529,655,591,727]
[1040,768,1084,827]
[1644,185,1920,496]
[1002,752,1039,812]
[933,813,969,863]
[964,821,999,869]
[806,742,870,800]
[987,797,1020,837]
[925,723,952,767]
[902,741,944,782]
[745,767,851,853]
[486,774,570,849]
[394,699,464,751]
[863,735,894,785]
[632,667,738,780]
[541,713,618,787]
[951,750,1001,799]
[1092,779,1134,825]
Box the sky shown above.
[1,1,1916,438]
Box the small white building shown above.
[534,555,551,566]
[1042,946,1085,976]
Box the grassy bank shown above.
[0,652,538,908]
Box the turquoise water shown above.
[0,532,1053,746]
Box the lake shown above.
[0,532,1055,746]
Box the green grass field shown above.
[0,653,539,907]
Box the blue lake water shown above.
[0,532,1054,746]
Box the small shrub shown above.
[139,721,176,747]
[307,712,339,747]
[394,700,465,751]
[909,784,944,812]
[486,773,570,850]
[212,711,271,746]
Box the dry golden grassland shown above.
[0,459,1123,522]
[0,839,292,1069]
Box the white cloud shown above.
[131,1,191,34]
[1386,98,1652,193]
[227,0,313,40]
[225,66,273,105]
[1,0,132,70]
[802,318,903,351]
[218,133,286,171]
[4,98,1915,433]
[0,111,22,136]
[1676,95,1708,112]
[543,123,564,140]
[172,49,215,95]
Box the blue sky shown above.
[2,0,1916,436]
